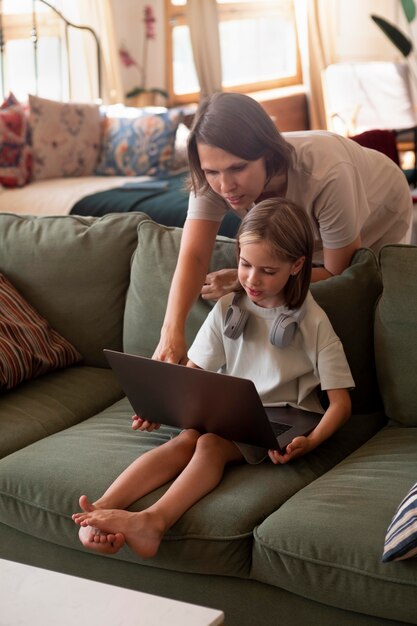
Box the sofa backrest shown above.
[0,212,147,367]
[374,244,417,425]
[124,220,383,414]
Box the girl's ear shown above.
[291,256,305,276]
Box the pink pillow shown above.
[0,93,32,187]
[0,273,82,391]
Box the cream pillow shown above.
[29,95,101,180]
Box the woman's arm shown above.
[311,235,361,282]
[153,218,220,364]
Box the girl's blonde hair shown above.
[237,199,314,309]
[187,92,295,194]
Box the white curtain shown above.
[295,0,334,130]
[186,0,222,99]
[55,0,123,103]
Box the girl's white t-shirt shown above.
[188,291,355,414]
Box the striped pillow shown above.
[0,273,82,391]
[382,481,417,562]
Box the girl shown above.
[72,199,354,558]
[155,91,412,364]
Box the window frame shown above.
[165,0,302,105]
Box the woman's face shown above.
[197,143,268,212]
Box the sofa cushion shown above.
[95,109,182,177]
[0,366,123,458]
[0,400,384,578]
[123,220,237,356]
[374,244,417,425]
[310,248,382,413]
[0,213,147,367]
[0,93,31,187]
[29,95,101,181]
[0,272,82,391]
[251,425,417,623]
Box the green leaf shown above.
[371,15,413,57]
[401,0,416,23]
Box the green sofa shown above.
[0,212,416,626]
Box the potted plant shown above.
[119,5,168,107]
[371,0,416,62]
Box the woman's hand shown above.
[132,415,161,432]
[201,268,240,301]
[153,331,188,365]
[268,436,311,464]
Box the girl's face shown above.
[197,143,267,211]
[238,240,304,309]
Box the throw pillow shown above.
[0,273,82,391]
[383,480,417,562]
[123,220,237,357]
[29,94,101,180]
[310,248,383,413]
[95,108,182,177]
[0,92,31,187]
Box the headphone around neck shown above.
[224,292,306,348]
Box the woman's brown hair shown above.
[187,92,295,194]
[237,198,314,309]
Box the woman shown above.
[155,92,412,364]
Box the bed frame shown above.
[0,0,102,101]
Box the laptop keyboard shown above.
[270,422,292,437]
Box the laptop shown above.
[104,349,322,454]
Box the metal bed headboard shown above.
[0,0,102,100]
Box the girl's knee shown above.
[196,433,227,455]
[176,428,201,448]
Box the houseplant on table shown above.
[119,4,168,107]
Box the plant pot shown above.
[131,92,157,107]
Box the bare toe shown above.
[78,526,125,554]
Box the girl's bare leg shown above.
[73,429,201,553]
[74,433,242,558]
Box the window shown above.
[0,0,67,102]
[166,0,301,103]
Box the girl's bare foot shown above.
[72,495,126,555]
[75,508,166,559]
[78,525,125,554]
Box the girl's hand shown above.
[268,436,311,464]
[132,415,161,432]
[201,268,240,301]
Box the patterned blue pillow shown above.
[383,480,417,562]
[96,109,182,177]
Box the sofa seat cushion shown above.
[0,401,384,579]
[251,424,417,623]
[0,366,123,458]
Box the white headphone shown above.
[224,292,306,348]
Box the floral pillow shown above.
[29,94,101,181]
[95,108,182,177]
[0,273,82,391]
[0,93,32,187]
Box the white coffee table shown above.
[0,558,224,626]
